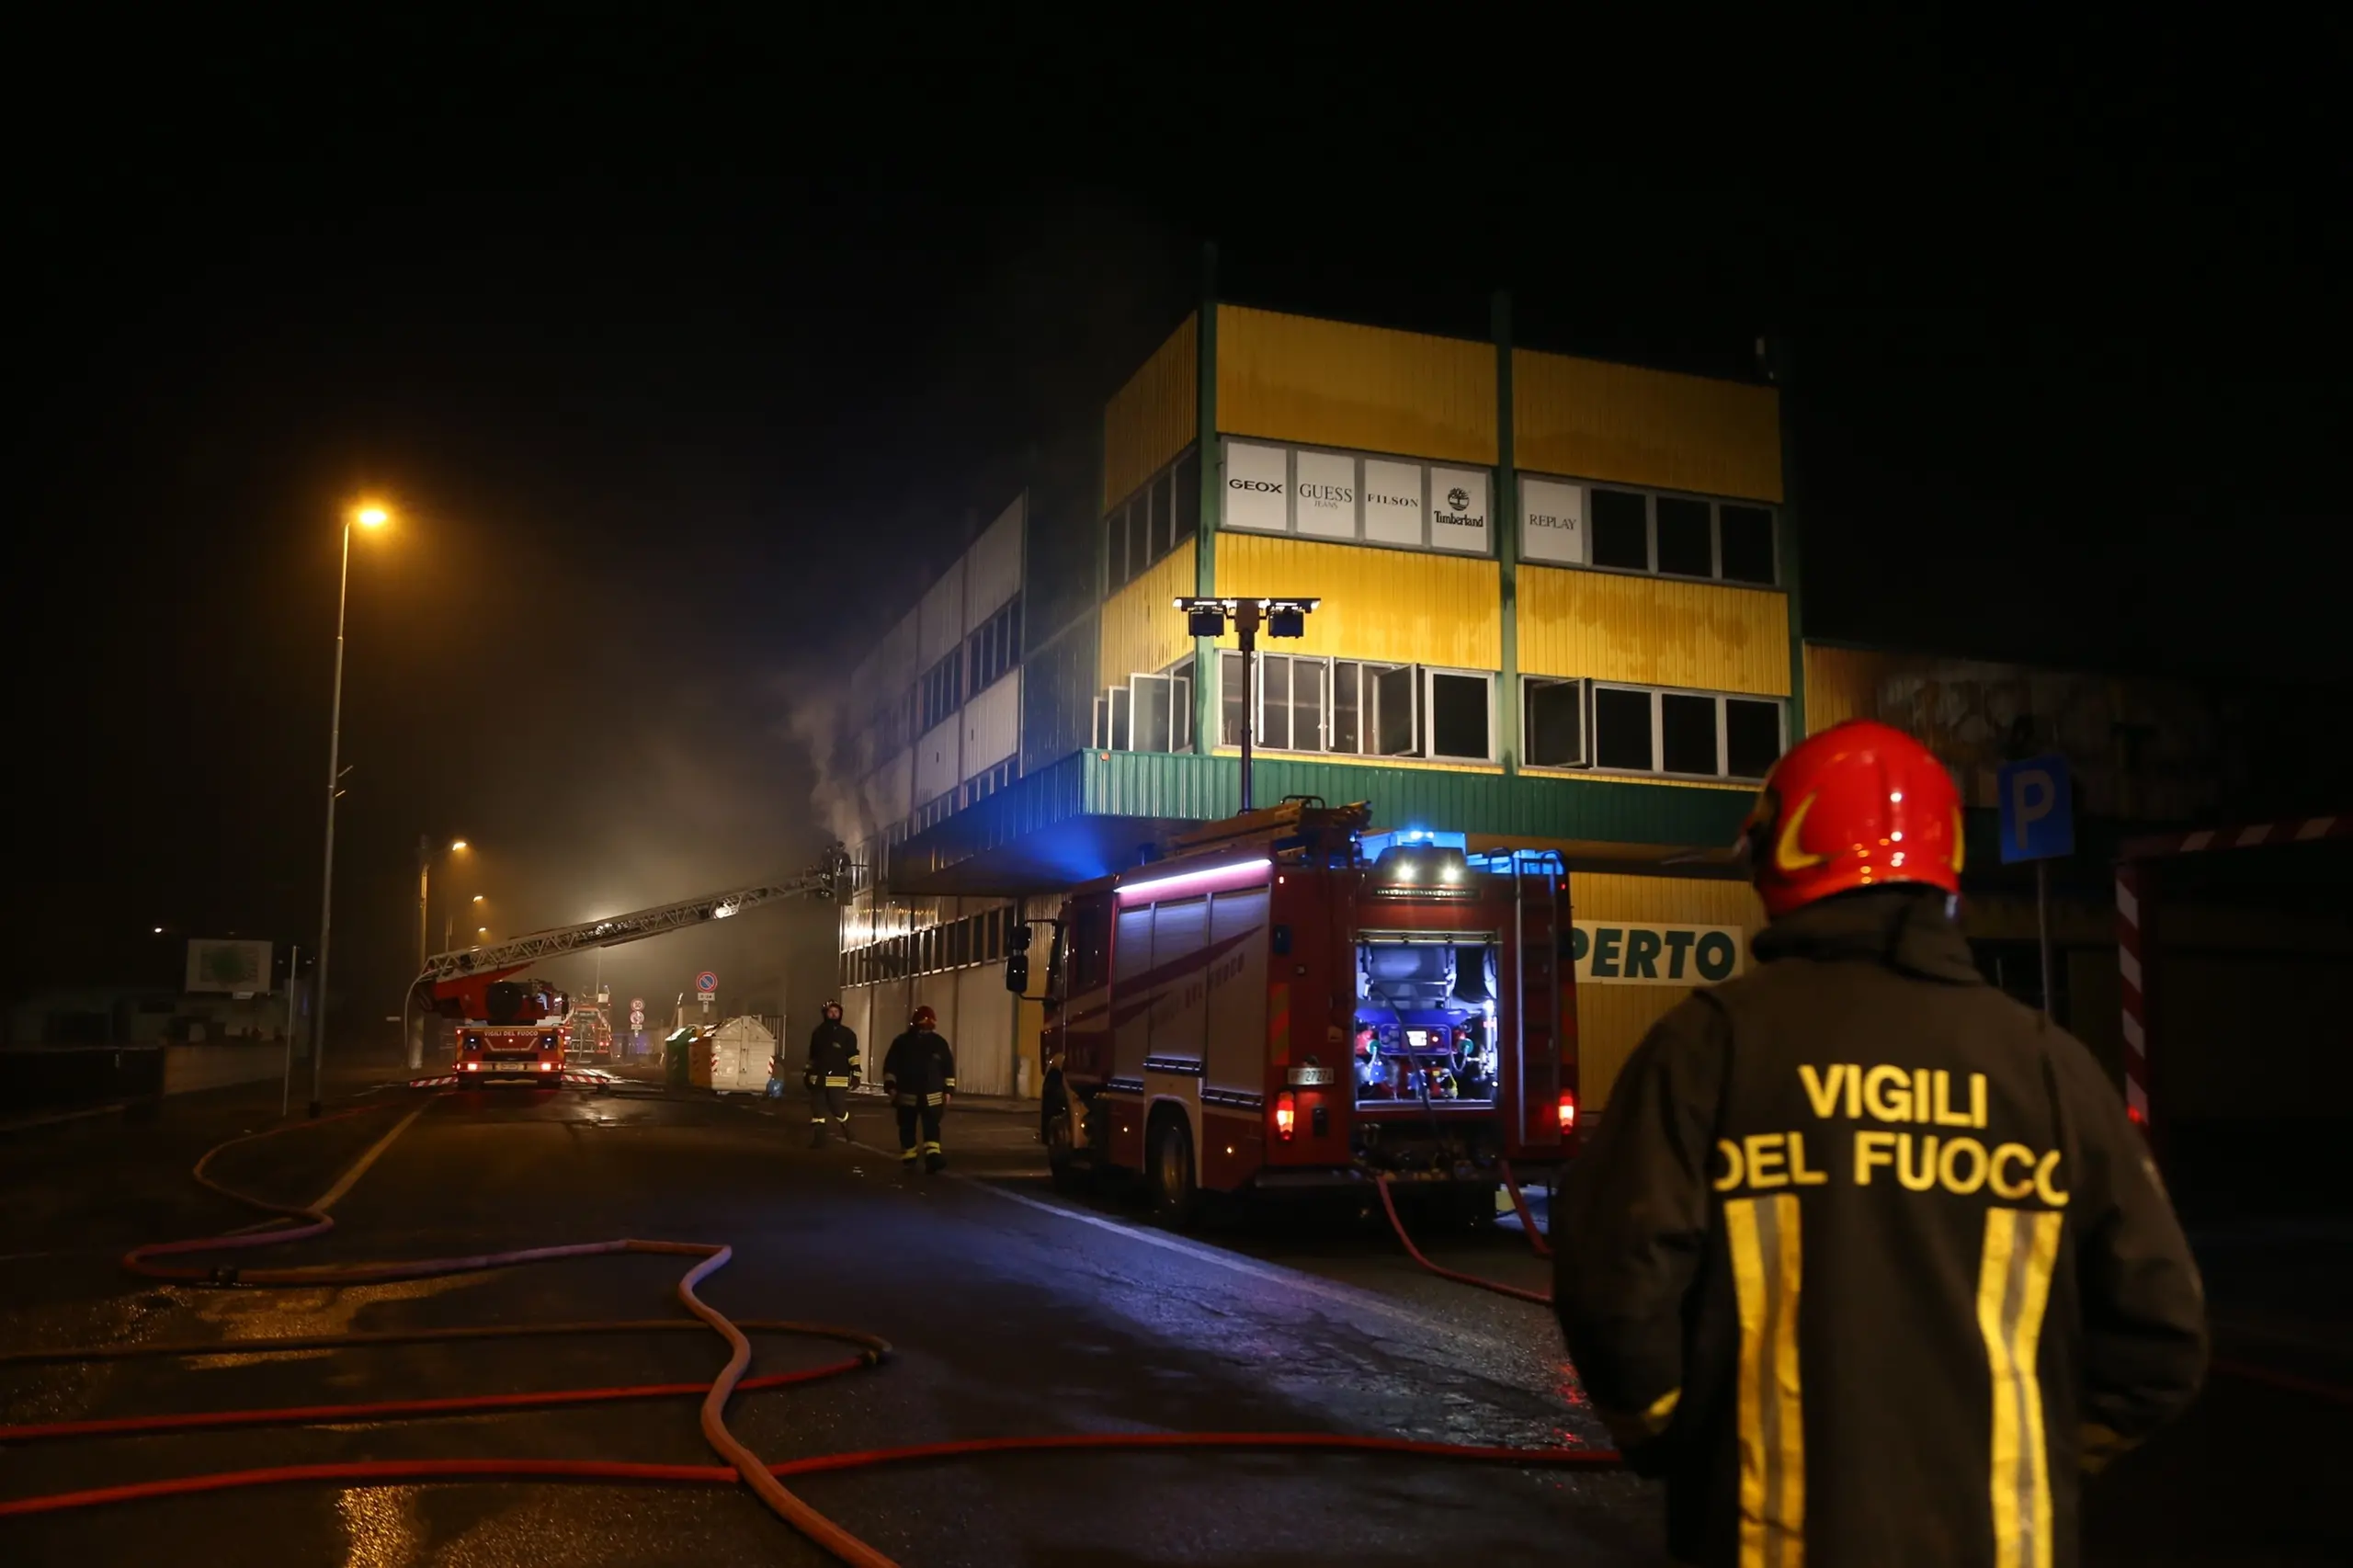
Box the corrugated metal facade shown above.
[961,670,1020,778]
[1217,307,1497,466]
[917,563,965,669]
[1801,642,1886,733]
[1097,540,1198,684]
[1514,350,1783,503]
[1214,533,1501,669]
[1103,313,1199,510]
[1520,566,1790,695]
[1570,873,1765,1112]
[966,496,1024,629]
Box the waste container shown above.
[663,1028,695,1089]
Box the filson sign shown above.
[1218,438,1487,556]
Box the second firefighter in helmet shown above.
[1555,720,2204,1568]
[882,1004,956,1173]
[798,999,859,1147]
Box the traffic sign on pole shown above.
[1997,755,2075,864]
[695,971,718,994]
[1997,754,2075,1023]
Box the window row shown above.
[841,906,1020,986]
[1105,448,1202,593]
[1221,438,1491,557]
[1521,475,1777,586]
[961,758,1015,811]
[1523,676,1784,780]
[965,595,1021,697]
[918,649,962,733]
[911,790,955,835]
[1089,650,1787,781]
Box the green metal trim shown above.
[891,746,1758,892]
[1084,751,1750,847]
[1193,246,1220,756]
[1770,336,1807,738]
[1492,290,1519,774]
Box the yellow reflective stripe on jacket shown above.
[924,1092,947,1106]
[1978,1207,2063,1568]
[1726,1193,1804,1568]
[822,1075,849,1087]
[1597,1386,1681,1449]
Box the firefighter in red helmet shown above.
[882,1004,957,1173]
[1555,720,2206,1568]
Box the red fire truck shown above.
[1030,800,1577,1222]
[435,975,570,1080]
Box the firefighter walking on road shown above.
[882,1005,956,1173]
[799,999,859,1148]
[1555,720,2207,1568]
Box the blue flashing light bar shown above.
[1358,828,1467,860]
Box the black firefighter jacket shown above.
[1556,889,2207,1568]
[803,1021,860,1088]
[881,1028,957,1108]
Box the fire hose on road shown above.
[0,1100,1621,1566]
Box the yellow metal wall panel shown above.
[1571,873,1765,1111]
[1519,566,1790,695]
[1217,306,1497,465]
[1515,349,1783,503]
[1215,534,1501,669]
[1103,314,1199,509]
[1802,643,1890,734]
[1097,541,1198,683]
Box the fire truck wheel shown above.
[1148,1113,1199,1228]
[1042,1085,1087,1196]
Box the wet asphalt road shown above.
[3,1075,2347,1566]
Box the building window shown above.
[1106,446,1200,592]
[1532,676,1786,780]
[1590,488,1651,571]
[1426,670,1493,762]
[919,649,963,732]
[1523,473,1779,587]
[964,595,1022,696]
[1593,686,1655,770]
[1523,676,1585,767]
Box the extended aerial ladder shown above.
[404,848,848,1053]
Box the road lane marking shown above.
[312,1106,427,1212]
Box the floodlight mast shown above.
[1174,596,1319,812]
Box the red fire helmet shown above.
[1741,720,1965,918]
[911,1005,938,1028]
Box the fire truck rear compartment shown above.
[1353,939,1499,1107]
[1346,937,1506,1176]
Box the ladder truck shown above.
[409,854,845,1083]
[1025,800,1578,1224]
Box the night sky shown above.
[10,17,2347,1040]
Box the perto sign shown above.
[1570,922,1745,986]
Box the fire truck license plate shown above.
[1287,1066,1336,1085]
[494,1062,532,1073]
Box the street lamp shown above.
[1174,596,1318,812]
[309,499,391,1117]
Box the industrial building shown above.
[813,293,2345,1140]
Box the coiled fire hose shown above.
[0,1101,1620,1564]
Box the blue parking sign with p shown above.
[1997,755,2075,864]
